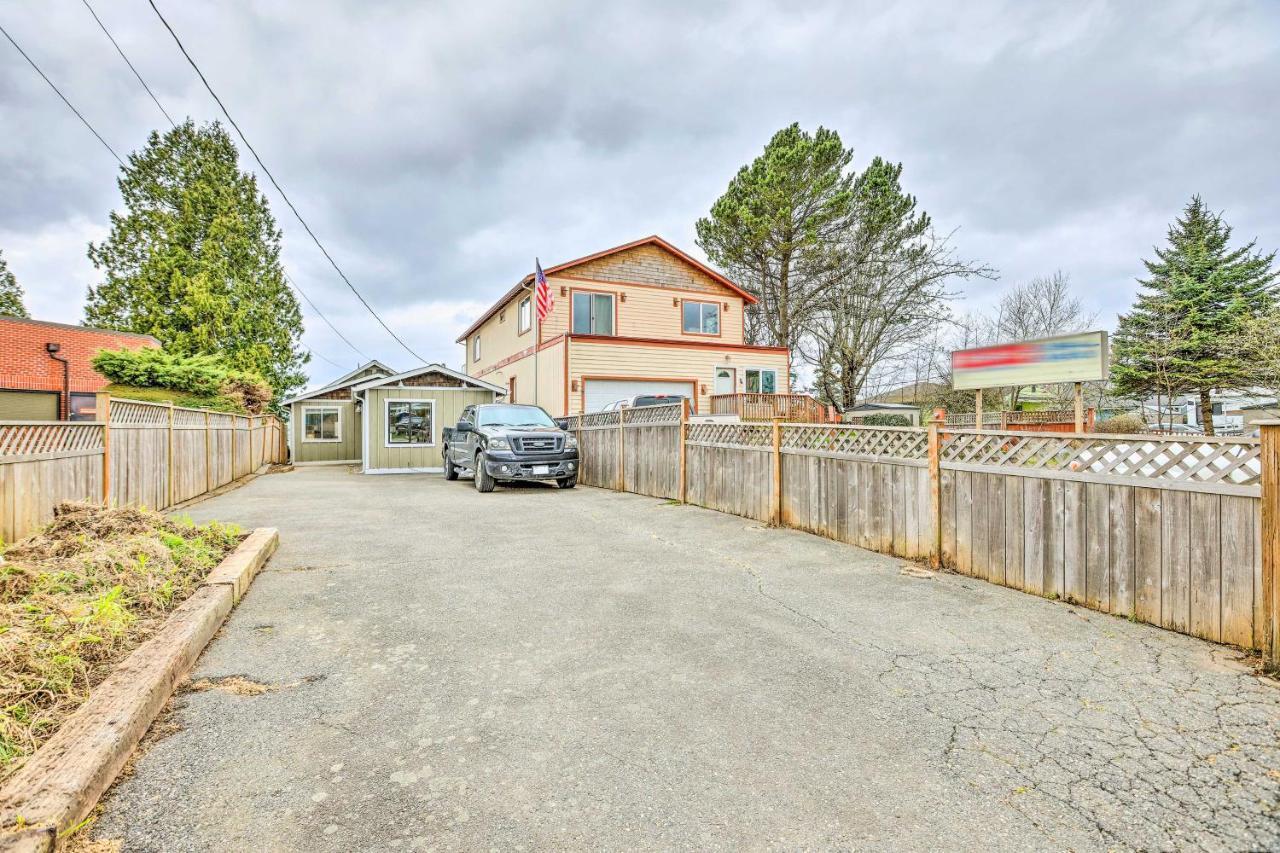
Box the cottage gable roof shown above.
[351,363,505,394]
[281,360,397,405]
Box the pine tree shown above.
[85,120,308,399]
[1111,195,1277,434]
[0,250,30,317]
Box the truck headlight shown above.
[487,438,510,450]
[564,434,578,449]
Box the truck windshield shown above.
[477,405,557,428]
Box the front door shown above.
[714,367,735,395]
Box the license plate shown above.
[532,465,550,476]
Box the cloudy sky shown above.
[2,0,1277,386]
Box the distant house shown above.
[281,361,504,473]
[454,236,791,415]
[0,316,159,420]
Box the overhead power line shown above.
[76,1,370,367]
[0,22,124,166]
[146,0,428,364]
[79,0,175,126]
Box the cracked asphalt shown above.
[91,466,1280,851]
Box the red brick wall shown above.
[0,317,159,418]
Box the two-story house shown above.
[455,236,791,416]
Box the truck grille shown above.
[514,435,561,453]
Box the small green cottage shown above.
[283,361,504,473]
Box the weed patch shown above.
[0,501,241,783]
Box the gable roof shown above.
[280,359,397,405]
[454,235,755,343]
[350,363,506,394]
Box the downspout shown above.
[45,342,70,420]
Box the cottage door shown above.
[714,368,735,395]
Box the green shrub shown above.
[1093,413,1147,434]
[93,348,273,413]
[857,413,912,427]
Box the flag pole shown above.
[533,259,539,407]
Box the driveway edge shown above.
[0,528,280,852]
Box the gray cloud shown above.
[1,0,1277,381]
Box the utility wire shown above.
[0,22,124,166]
[79,0,175,126]
[147,0,428,364]
[77,1,371,367]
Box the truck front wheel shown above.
[474,453,496,492]
[443,447,458,480]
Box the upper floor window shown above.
[572,291,614,336]
[682,300,720,335]
[472,335,481,361]
[518,296,532,334]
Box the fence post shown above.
[770,417,783,526]
[616,408,626,492]
[96,392,111,507]
[165,401,175,509]
[927,408,944,569]
[204,410,212,493]
[1261,421,1280,670]
[678,399,689,503]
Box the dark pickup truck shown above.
[441,403,579,492]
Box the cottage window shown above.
[571,292,614,335]
[302,406,341,442]
[386,399,434,446]
[682,300,720,335]
[745,368,778,394]
[518,296,532,334]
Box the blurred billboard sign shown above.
[951,330,1109,391]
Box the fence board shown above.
[1161,490,1191,633]
[1109,486,1135,617]
[1189,491,1222,642]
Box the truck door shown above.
[456,406,475,464]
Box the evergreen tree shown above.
[696,124,855,353]
[85,120,308,399]
[0,250,29,317]
[1111,195,1277,434]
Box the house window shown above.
[386,399,434,446]
[745,368,778,394]
[68,392,98,421]
[302,405,341,442]
[518,296,532,334]
[682,300,720,335]
[571,291,614,335]
[472,335,481,362]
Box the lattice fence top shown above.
[781,424,929,461]
[110,399,170,425]
[941,429,1262,487]
[687,422,772,449]
[173,408,208,426]
[623,403,682,426]
[0,422,104,457]
[574,411,621,430]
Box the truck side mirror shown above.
[455,421,473,434]
[554,418,569,430]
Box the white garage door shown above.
[583,379,696,413]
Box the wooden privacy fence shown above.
[567,405,1280,667]
[0,394,286,543]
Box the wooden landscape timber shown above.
[566,406,1280,668]
[0,528,280,853]
[0,396,286,544]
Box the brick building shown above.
[0,316,159,420]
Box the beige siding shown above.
[568,340,790,415]
[535,277,745,344]
[291,400,360,463]
[363,387,496,471]
[475,337,568,416]
[465,287,538,376]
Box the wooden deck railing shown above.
[709,393,831,423]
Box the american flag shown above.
[534,259,554,322]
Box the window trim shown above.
[744,367,780,395]
[384,398,436,448]
[471,335,481,362]
[570,288,617,337]
[518,295,532,335]
[301,404,343,443]
[681,299,722,337]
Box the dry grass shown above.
[0,501,241,783]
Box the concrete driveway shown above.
[93,467,1280,851]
